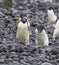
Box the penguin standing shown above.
[54,19,59,28]
[35,25,49,47]
[53,19,59,40]
[47,8,57,23]
[53,28,59,40]
[16,16,30,45]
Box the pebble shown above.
[41,62,52,65]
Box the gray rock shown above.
[13,61,19,64]
[2,9,10,15]
[56,59,59,63]
[0,59,4,64]
[21,52,30,56]
[50,47,59,55]
[0,12,5,18]
[4,16,13,23]
[41,62,52,65]
[33,62,41,65]
[10,8,18,16]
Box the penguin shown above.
[16,16,30,45]
[47,8,57,23]
[24,17,30,29]
[35,25,49,47]
[53,19,59,40]
[53,28,59,40]
[53,18,59,29]
[20,13,30,30]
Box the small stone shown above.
[13,61,19,64]
[15,46,24,53]
[21,52,30,56]
[2,47,7,52]
[41,62,52,65]
[4,58,12,64]
[56,59,59,63]
[0,59,4,63]
[50,47,59,55]
[0,12,5,18]
[33,62,40,65]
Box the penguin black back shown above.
[55,17,59,23]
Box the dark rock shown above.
[56,59,59,63]
[30,47,37,54]
[37,47,42,53]
[15,45,24,53]
[50,47,59,55]
[2,47,7,52]
[30,22,38,27]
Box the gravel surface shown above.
[0,0,59,65]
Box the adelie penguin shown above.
[35,25,49,47]
[47,7,57,23]
[16,15,30,45]
[53,19,59,40]
[20,13,30,29]
[53,28,59,40]
[53,18,59,29]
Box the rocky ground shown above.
[0,0,59,65]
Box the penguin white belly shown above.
[16,26,29,45]
[55,19,59,28]
[19,27,27,43]
[36,30,49,46]
[53,29,59,39]
[36,33,44,45]
[48,14,57,22]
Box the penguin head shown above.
[20,13,27,23]
[48,7,53,10]
[20,13,27,18]
[36,25,45,33]
[48,8,54,15]
[21,17,27,23]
